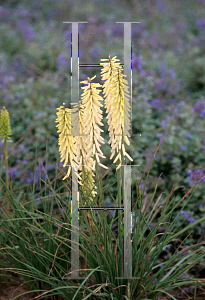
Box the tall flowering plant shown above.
[0,106,13,210]
[55,55,134,240]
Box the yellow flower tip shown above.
[0,106,12,142]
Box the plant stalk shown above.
[4,136,9,210]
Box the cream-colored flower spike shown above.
[74,99,98,202]
[80,75,108,172]
[55,104,79,180]
[100,56,133,170]
[100,55,121,150]
[55,101,97,201]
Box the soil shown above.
[0,275,38,300]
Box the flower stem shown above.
[4,136,9,210]
[94,153,103,207]
[117,150,121,237]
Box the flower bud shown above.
[0,106,12,142]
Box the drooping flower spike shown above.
[100,55,133,170]
[55,103,79,181]
[100,55,120,151]
[78,75,108,201]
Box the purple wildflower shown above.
[161,119,166,128]
[196,18,205,30]
[150,99,163,111]
[17,21,36,40]
[188,217,195,223]
[0,6,10,19]
[153,278,158,284]
[132,53,146,75]
[57,53,70,70]
[156,0,165,12]
[181,211,189,220]
[193,98,205,117]
[169,69,176,79]
[180,146,187,151]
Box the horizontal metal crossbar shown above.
[66,164,140,167]
[65,133,141,136]
[79,207,124,210]
[79,64,124,67]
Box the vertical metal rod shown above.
[115,21,139,279]
[123,23,132,276]
[63,21,87,279]
[124,165,132,278]
[124,22,132,138]
[71,164,79,278]
[71,22,79,137]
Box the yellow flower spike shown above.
[74,98,97,203]
[79,162,98,204]
[80,76,108,171]
[100,57,133,169]
[77,75,108,204]
[55,103,79,181]
[0,106,13,142]
[100,55,121,151]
